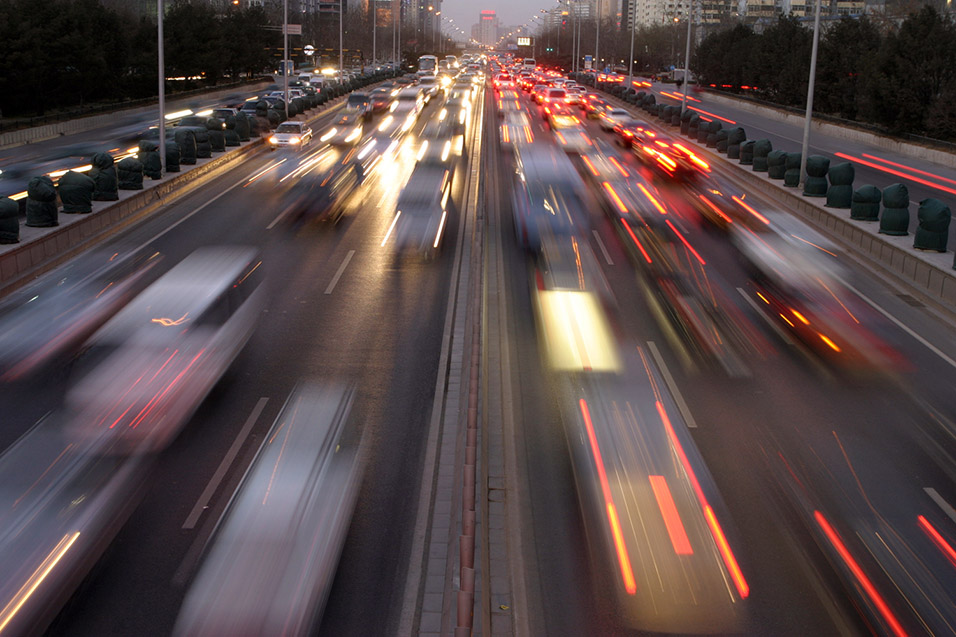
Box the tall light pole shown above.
[680,0,692,113]
[626,1,635,91]
[158,0,165,176]
[339,0,344,72]
[799,0,823,187]
[595,0,600,72]
[283,0,289,119]
[372,0,376,67]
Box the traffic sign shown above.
[304,44,315,56]
[284,24,302,35]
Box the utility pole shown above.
[627,1,635,91]
[799,0,823,187]
[595,0,600,71]
[372,0,376,67]
[283,0,289,119]
[158,0,165,176]
[680,0,692,114]
[339,0,344,73]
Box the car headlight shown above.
[269,136,278,144]
[290,136,301,144]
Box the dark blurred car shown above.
[344,92,372,119]
[212,108,238,124]
[612,119,648,148]
[176,115,211,128]
[285,157,362,224]
[369,87,392,113]
[510,145,588,252]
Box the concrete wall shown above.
[703,92,956,171]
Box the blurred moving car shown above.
[731,213,900,371]
[344,92,372,120]
[510,145,589,252]
[369,87,392,113]
[418,76,441,102]
[384,165,453,259]
[285,155,363,224]
[270,121,313,150]
[0,249,161,382]
[65,246,266,454]
[549,113,593,154]
[174,383,365,637]
[319,113,363,146]
[211,107,238,124]
[499,110,533,148]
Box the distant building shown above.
[475,10,498,46]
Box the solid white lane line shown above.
[647,341,698,428]
[736,286,795,345]
[132,173,249,254]
[924,487,956,525]
[182,397,269,529]
[841,280,956,371]
[592,230,614,265]
[324,250,355,295]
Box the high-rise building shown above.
[475,10,498,47]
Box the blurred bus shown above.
[417,54,438,77]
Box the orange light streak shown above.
[665,219,706,265]
[603,182,628,214]
[620,219,652,263]
[862,153,956,187]
[698,194,733,223]
[731,195,769,224]
[637,183,667,215]
[814,511,907,637]
[687,106,736,124]
[835,152,956,197]
[608,156,629,177]
[580,399,638,594]
[704,505,749,598]
[918,515,956,568]
[649,475,693,555]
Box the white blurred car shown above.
[174,383,364,637]
[269,121,313,149]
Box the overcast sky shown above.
[443,0,550,39]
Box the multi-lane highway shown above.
[0,63,954,636]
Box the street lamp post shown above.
[595,0,600,72]
[799,0,823,187]
[626,2,635,92]
[372,0,376,67]
[339,0,344,73]
[158,0,165,176]
[283,0,289,119]
[680,0,692,114]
